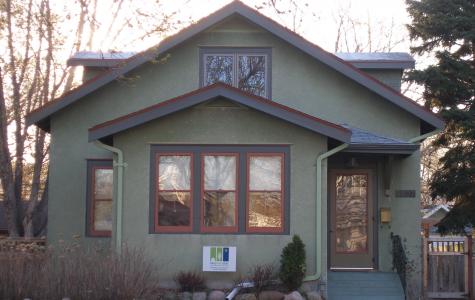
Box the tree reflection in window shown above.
[203,155,237,229]
[248,155,283,230]
[157,155,192,228]
[205,55,233,86]
[203,52,268,97]
[335,174,368,253]
[238,55,266,97]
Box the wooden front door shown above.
[329,169,375,270]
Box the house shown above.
[422,204,451,236]
[26,1,444,298]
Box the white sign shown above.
[203,246,236,272]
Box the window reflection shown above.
[157,155,192,228]
[238,55,266,97]
[335,174,368,253]
[205,55,233,86]
[248,155,283,229]
[203,155,237,228]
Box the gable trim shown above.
[88,83,351,143]
[26,1,444,131]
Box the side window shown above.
[155,154,193,233]
[201,48,270,98]
[87,160,113,237]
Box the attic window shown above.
[201,48,271,98]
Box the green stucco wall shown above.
[46,14,422,292]
[113,100,326,286]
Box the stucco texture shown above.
[46,14,422,290]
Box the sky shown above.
[65,0,412,54]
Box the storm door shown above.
[329,169,375,270]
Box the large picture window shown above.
[150,146,289,234]
[87,160,113,237]
[201,48,271,98]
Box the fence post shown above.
[423,225,429,298]
[465,234,473,300]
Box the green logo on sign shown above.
[210,247,229,262]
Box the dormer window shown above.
[200,48,271,98]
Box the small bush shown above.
[248,264,274,298]
[0,241,160,300]
[174,270,206,292]
[279,235,306,291]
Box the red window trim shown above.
[90,165,113,237]
[200,153,239,233]
[246,153,285,233]
[155,152,194,233]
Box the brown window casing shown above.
[155,153,194,233]
[149,145,290,234]
[200,153,239,233]
[86,159,113,237]
[246,153,285,233]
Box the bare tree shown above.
[0,0,183,238]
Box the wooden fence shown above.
[423,233,473,299]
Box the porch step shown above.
[327,271,405,300]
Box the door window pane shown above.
[335,174,368,253]
[204,55,233,86]
[238,55,266,97]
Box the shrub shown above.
[279,235,306,291]
[174,270,206,292]
[248,264,274,298]
[0,241,160,300]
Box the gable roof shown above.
[69,51,415,70]
[88,83,352,142]
[335,52,415,69]
[26,0,444,132]
[423,204,450,219]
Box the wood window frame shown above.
[199,47,272,98]
[86,159,113,237]
[200,152,239,233]
[154,153,194,233]
[149,145,290,235]
[246,153,285,233]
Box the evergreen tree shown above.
[406,0,475,233]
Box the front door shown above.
[329,169,375,270]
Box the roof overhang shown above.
[88,83,352,143]
[26,1,444,133]
[344,143,419,155]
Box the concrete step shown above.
[327,271,405,300]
